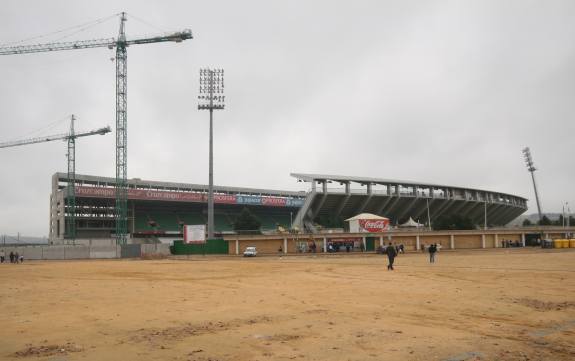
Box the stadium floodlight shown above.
[522,147,543,224]
[198,68,225,239]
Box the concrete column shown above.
[283,237,288,254]
[235,239,239,255]
[416,235,420,250]
[450,234,455,249]
[481,234,486,249]
[323,237,327,253]
[379,236,384,247]
[494,234,499,248]
[521,233,526,247]
[362,236,366,251]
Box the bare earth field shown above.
[1,249,575,361]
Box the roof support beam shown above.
[395,197,420,222]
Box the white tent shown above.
[345,213,390,233]
[399,217,424,228]
[345,213,388,221]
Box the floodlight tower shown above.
[198,68,225,238]
[522,147,543,223]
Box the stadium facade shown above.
[49,172,528,242]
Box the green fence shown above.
[170,239,228,255]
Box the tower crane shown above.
[0,12,193,244]
[0,115,111,243]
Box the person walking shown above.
[386,242,397,270]
[0,249,5,263]
[429,243,437,263]
[14,252,19,264]
[9,251,14,264]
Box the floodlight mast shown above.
[522,147,543,223]
[198,68,225,239]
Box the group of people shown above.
[383,242,441,270]
[421,243,440,263]
[0,250,23,264]
[502,239,522,248]
[427,243,439,263]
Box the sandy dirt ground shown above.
[1,248,575,361]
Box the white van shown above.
[243,246,257,257]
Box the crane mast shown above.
[0,13,193,244]
[67,116,76,242]
[116,13,128,244]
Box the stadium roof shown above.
[290,173,526,200]
[55,173,306,198]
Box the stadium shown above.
[49,172,528,242]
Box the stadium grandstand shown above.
[49,172,528,242]
[49,173,305,242]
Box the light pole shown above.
[522,147,543,224]
[484,200,487,230]
[198,68,225,239]
[567,202,571,238]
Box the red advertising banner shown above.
[261,197,287,207]
[75,186,297,207]
[214,194,237,204]
[76,186,204,203]
[358,219,390,232]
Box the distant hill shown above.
[0,235,49,245]
[507,213,565,226]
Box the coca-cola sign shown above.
[358,219,389,232]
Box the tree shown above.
[554,215,564,226]
[522,218,532,226]
[432,214,475,230]
[233,208,261,233]
[538,215,552,226]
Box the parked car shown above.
[243,246,257,257]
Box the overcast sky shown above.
[1,0,574,237]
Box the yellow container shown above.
[554,239,564,248]
[569,239,575,248]
[561,239,569,248]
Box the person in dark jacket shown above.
[429,243,437,263]
[386,242,397,270]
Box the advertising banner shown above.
[236,195,261,205]
[184,224,206,244]
[214,194,237,204]
[76,186,204,203]
[358,219,390,232]
[286,198,305,207]
[76,186,305,208]
[262,197,287,207]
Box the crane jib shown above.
[0,30,193,55]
